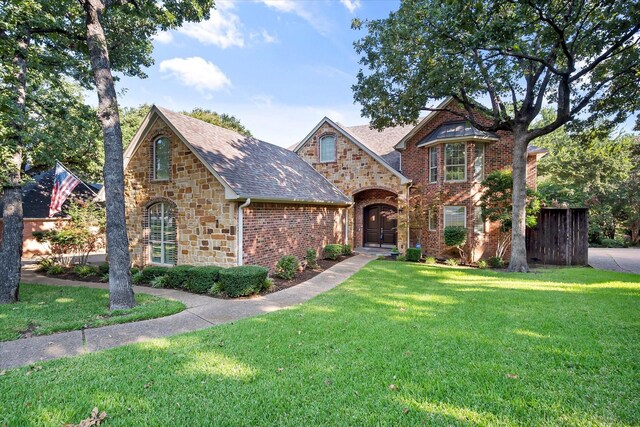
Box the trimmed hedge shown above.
[165,266,223,293]
[323,244,343,260]
[406,248,422,262]
[140,266,171,283]
[342,244,353,255]
[444,226,467,247]
[219,265,269,297]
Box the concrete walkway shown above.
[589,247,640,274]
[1,254,374,370]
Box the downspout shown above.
[237,198,251,266]
[345,202,354,246]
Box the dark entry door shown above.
[364,205,397,247]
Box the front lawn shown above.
[1,263,639,426]
[0,283,185,341]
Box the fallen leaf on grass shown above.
[0,370,6,376]
[144,381,154,389]
[65,407,107,427]
[277,367,284,372]
[506,373,518,379]
[403,407,409,414]
[388,384,398,391]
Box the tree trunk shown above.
[81,0,135,310]
[508,133,529,272]
[0,32,29,304]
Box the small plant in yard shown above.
[46,265,66,275]
[405,248,422,262]
[489,256,506,268]
[445,258,460,266]
[342,244,353,255]
[305,249,319,270]
[275,255,299,280]
[262,277,274,292]
[444,226,467,260]
[131,271,145,284]
[150,275,168,289]
[396,255,406,262]
[165,266,222,294]
[36,256,57,273]
[219,266,269,297]
[209,282,223,296]
[73,265,98,278]
[477,260,488,269]
[323,244,343,260]
[98,262,109,275]
[139,266,170,283]
[99,273,109,283]
[130,267,140,276]
[424,256,437,265]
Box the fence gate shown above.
[526,208,589,266]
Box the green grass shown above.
[0,283,185,341]
[1,263,639,426]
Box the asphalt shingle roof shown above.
[418,121,499,146]
[338,123,414,172]
[157,107,351,205]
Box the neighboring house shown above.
[122,99,546,270]
[0,169,99,257]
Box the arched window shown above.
[319,134,336,162]
[154,137,170,180]
[148,202,176,265]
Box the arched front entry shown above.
[363,204,397,247]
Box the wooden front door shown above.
[364,205,397,247]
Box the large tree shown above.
[352,0,640,272]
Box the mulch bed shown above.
[36,270,105,283]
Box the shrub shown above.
[488,256,505,268]
[305,249,318,270]
[390,246,400,254]
[599,238,628,248]
[219,266,269,298]
[323,244,343,260]
[139,266,171,283]
[424,256,437,265]
[397,255,406,262]
[98,262,109,275]
[342,244,353,255]
[130,267,140,276]
[165,266,222,293]
[275,255,299,280]
[99,273,109,283]
[209,282,223,296]
[132,271,145,284]
[36,257,57,272]
[150,275,168,288]
[444,226,467,247]
[445,258,459,266]
[164,265,195,289]
[477,260,488,269]
[47,265,66,275]
[406,248,422,262]
[73,264,98,277]
[262,277,274,292]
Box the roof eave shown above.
[235,196,352,206]
[416,135,500,148]
[394,97,456,151]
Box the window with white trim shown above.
[429,146,438,183]
[444,206,466,228]
[154,137,170,180]
[319,135,336,163]
[474,142,485,182]
[148,202,176,265]
[444,142,466,181]
[428,208,437,231]
[474,206,485,233]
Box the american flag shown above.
[49,162,81,217]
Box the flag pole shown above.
[54,159,98,197]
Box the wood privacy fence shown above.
[526,208,589,266]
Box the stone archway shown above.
[352,188,399,249]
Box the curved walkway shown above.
[1,254,374,370]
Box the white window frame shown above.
[319,134,336,163]
[428,208,437,231]
[429,146,438,183]
[444,206,467,228]
[474,206,485,234]
[474,142,485,182]
[444,142,467,182]
[148,202,176,266]
[153,137,170,181]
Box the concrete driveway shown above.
[589,248,640,274]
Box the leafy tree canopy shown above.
[480,170,540,230]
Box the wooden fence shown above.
[526,208,589,266]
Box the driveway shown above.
[589,247,640,274]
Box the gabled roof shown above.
[0,169,97,219]
[395,98,456,150]
[340,123,413,172]
[292,117,411,184]
[123,106,351,205]
[416,120,499,148]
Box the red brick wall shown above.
[401,104,538,260]
[242,202,346,271]
[0,218,70,258]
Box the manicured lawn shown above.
[1,262,639,426]
[0,283,185,341]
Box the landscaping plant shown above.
[219,266,269,298]
[405,248,422,262]
[305,249,319,270]
[323,244,343,261]
[444,226,467,260]
[275,256,299,281]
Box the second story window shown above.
[429,147,438,183]
[444,142,466,182]
[319,135,336,163]
[154,137,170,180]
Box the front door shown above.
[364,205,397,247]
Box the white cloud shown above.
[159,57,232,92]
[178,1,244,48]
[261,29,278,44]
[153,31,173,44]
[339,0,360,13]
[256,0,332,36]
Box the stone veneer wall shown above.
[297,122,408,250]
[242,202,346,271]
[401,104,540,260]
[124,119,237,267]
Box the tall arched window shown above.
[154,137,170,180]
[319,134,336,163]
[148,202,176,265]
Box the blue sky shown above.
[114,0,401,147]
